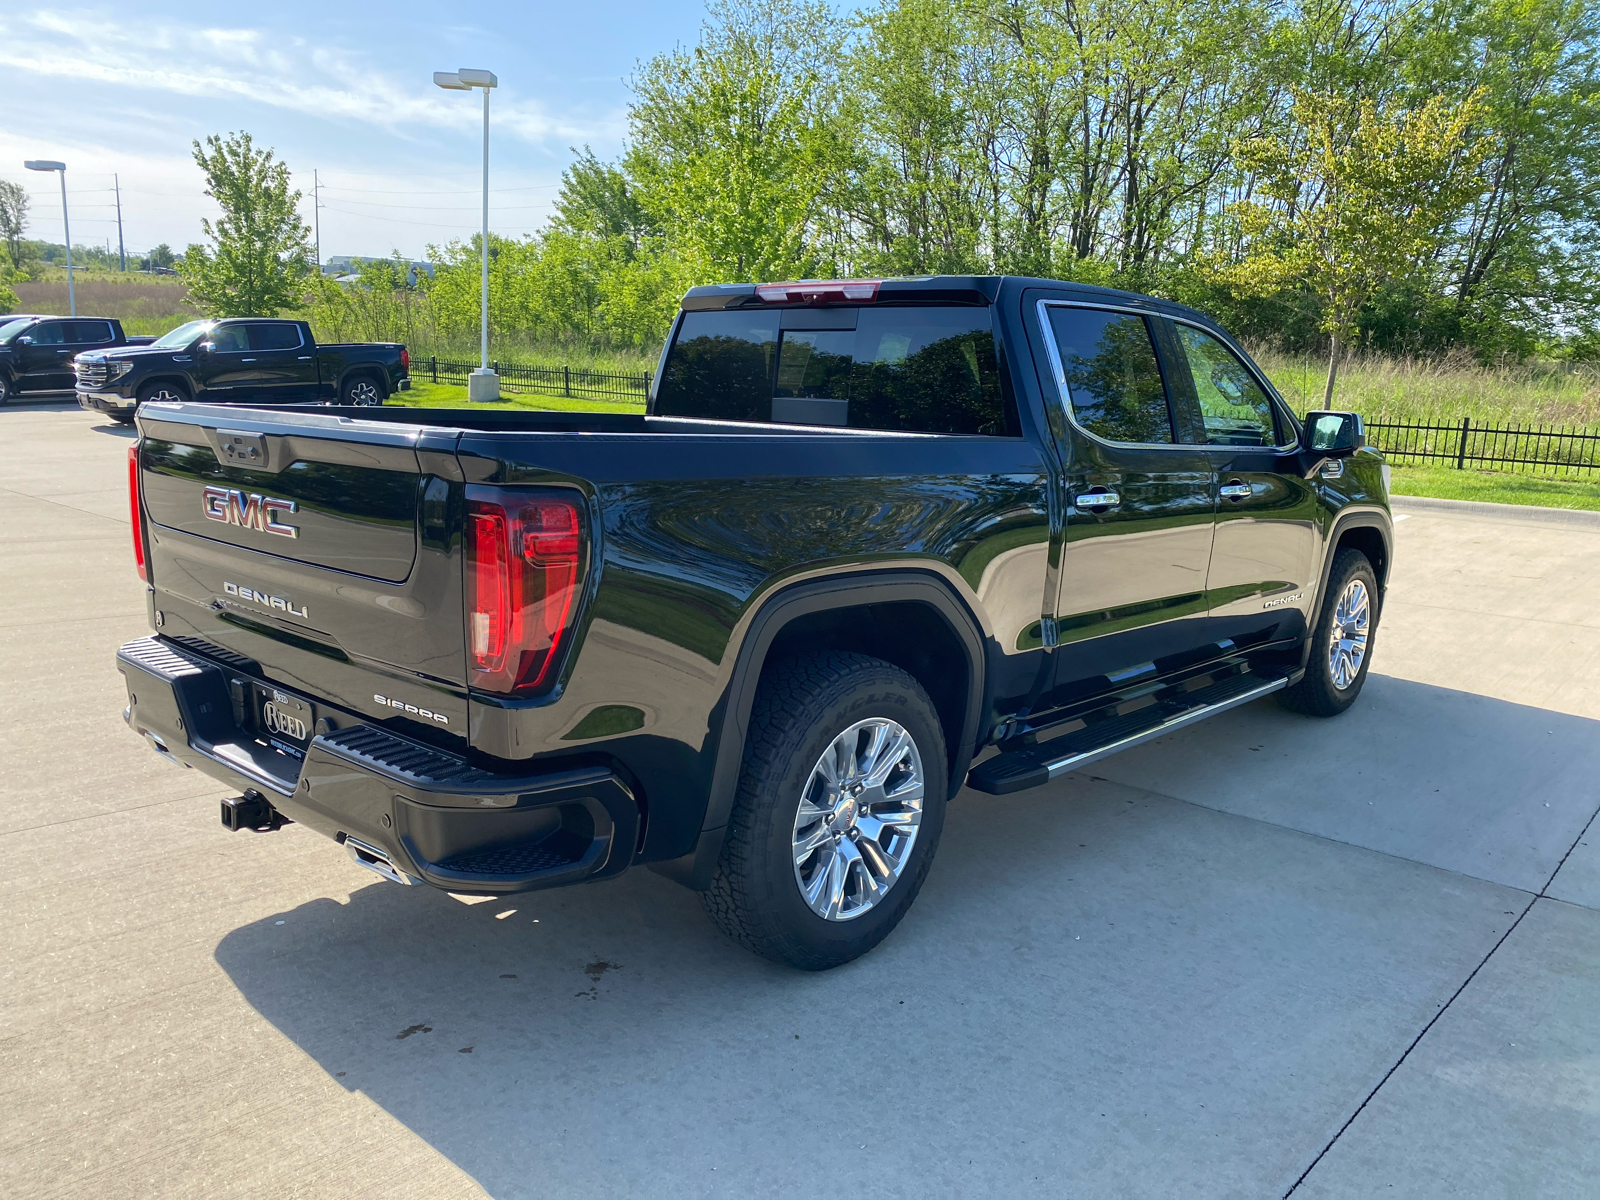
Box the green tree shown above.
[143,243,176,271]
[0,180,27,268]
[179,132,313,316]
[1224,88,1495,402]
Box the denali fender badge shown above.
[1262,591,1304,610]
[374,693,450,726]
[202,485,299,538]
[223,580,309,618]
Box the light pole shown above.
[434,68,499,401]
[24,160,74,316]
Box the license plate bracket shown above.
[257,686,313,756]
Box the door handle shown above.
[297,356,312,360]
[1075,490,1121,510]
[240,357,256,362]
[1220,482,1252,500]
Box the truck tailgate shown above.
[134,403,470,745]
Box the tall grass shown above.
[1251,346,1600,428]
[10,276,199,335]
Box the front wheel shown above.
[703,651,948,970]
[137,380,189,408]
[0,373,12,403]
[1280,548,1379,717]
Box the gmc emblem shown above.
[202,485,299,538]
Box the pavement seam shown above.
[1282,799,1600,1196]
[0,482,125,527]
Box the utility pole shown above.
[114,173,126,271]
[313,169,321,274]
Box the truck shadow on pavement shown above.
[211,672,1600,1198]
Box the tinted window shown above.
[29,322,67,346]
[1172,324,1278,447]
[68,321,114,344]
[1044,307,1172,444]
[0,319,35,343]
[656,306,1012,435]
[247,322,302,351]
[656,311,779,421]
[210,325,249,353]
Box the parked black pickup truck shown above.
[0,314,156,401]
[117,276,1390,969]
[76,317,409,424]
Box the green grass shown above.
[394,379,644,414]
[1253,347,1600,427]
[1388,463,1600,511]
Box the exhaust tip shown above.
[345,836,423,886]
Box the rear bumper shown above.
[116,636,639,894]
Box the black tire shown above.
[1280,548,1380,717]
[137,380,189,408]
[340,373,384,406]
[0,373,12,402]
[108,409,136,426]
[703,651,948,970]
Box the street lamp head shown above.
[24,160,66,172]
[456,68,498,88]
[433,72,471,91]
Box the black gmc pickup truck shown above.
[118,275,1390,969]
[0,314,155,401]
[76,317,409,424]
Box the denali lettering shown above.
[222,580,309,618]
[373,693,450,725]
[1262,591,1304,609]
[202,485,299,538]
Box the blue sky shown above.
[0,1,737,262]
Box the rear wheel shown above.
[340,374,384,406]
[1280,548,1379,717]
[703,651,948,970]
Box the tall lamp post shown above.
[433,68,499,402]
[23,160,74,316]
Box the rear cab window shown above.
[654,303,1018,436]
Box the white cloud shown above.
[0,10,623,148]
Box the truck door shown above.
[18,320,75,390]
[1159,318,1320,645]
[243,322,319,402]
[195,324,256,395]
[1032,298,1218,693]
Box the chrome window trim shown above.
[1034,298,1299,454]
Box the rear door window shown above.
[1042,306,1173,445]
[246,322,303,351]
[68,320,115,344]
[656,306,1014,435]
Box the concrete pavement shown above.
[2,399,1596,1198]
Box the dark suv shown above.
[117,275,1390,969]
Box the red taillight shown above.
[128,444,148,582]
[400,347,410,372]
[756,279,881,304]
[465,490,584,695]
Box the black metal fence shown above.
[417,355,651,404]
[1366,417,1600,476]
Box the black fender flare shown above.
[650,568,988,890]
[1300,507,1393,667]
[336,365,388,399]
[136,375,193,401]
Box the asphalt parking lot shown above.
[3,397,1598,1198]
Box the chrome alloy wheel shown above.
[1327,577,1371,690]
[145,387,184,403]
[346,379,381,405]
[792,718,925,922]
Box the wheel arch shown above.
[136,375,192,401]
[650,569,988,890]
[1299,508,1392,670]
[338,365,388,399]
